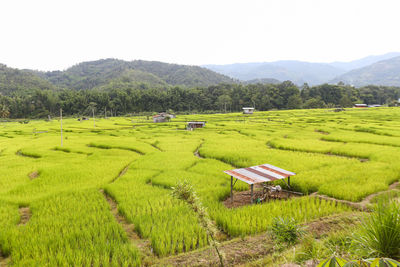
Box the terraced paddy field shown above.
[0,108,400,266]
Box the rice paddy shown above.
[0,107,399,265]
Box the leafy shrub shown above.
[270,217,304,245]
[354,200,400,259]
[295,235,326,264]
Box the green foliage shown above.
[304,97,327,109]
[0,64,56,96]
[2,59,400,119]
[270,217,304,245]
[317,257,400,267]
[355,201,400,259]
[367,258,400,267]
[0,108,399,264]
[41,58,235,90]
[317,256,348,267]
[295,236,325,264]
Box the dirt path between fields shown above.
[266,142,369,163]
[102,160,156,265]
[109,162,133,184]
[311,193,365,211]
[148,141,163,152]
[156,213,361,267]
[312,181,400,211]
[360,181,399,204]
[18,207,31,225]
[194,140,204,159]
[28,171,39,180]
[0,254,9,267]
[101,190,154,263]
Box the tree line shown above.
[1,81,400,118]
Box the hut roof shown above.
[224,164,295,185]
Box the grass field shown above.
[0,107,399,265]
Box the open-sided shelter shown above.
[186,121,206,130]
[242,107,254,114]
[224,164,296,204]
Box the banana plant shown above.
[318,257,400,267]
[367,258,400,267]
[318,256,348,267]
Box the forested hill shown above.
[331,56,400,87]
[34,59,237,90]
[0,64,57,95]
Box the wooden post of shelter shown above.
[250,184,254,204]
[230,176,233,204]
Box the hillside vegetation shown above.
[0,64,56,95]
[35,59,236,90]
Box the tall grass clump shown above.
[270,217,304,245]
[355,200,400,259]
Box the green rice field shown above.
[1,107,399,265]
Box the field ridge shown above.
[312,181,400,211]
[157,213,361,267]
[18,207,31,225]
[0,254,9,267]
[101,190,153,259]
[111,162,134,184]
[267,140,369,162]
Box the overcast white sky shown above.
[0,0,399,71]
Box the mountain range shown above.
[331,56,400,87]
[0,59,236,95]
[2,52,400,96]
[33,59,236,90]
[204,52,400,87]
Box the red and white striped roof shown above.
[224,164,296,185]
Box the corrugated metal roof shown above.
[224,164,295,185]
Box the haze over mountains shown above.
[204,52,400,87]
[331,56,400,87]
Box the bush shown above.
[295,235,326,264]
[354,200,400,259]
[270,217,304,245]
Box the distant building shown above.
[187,121,206,131]
[242,107,255,114]
[159,112,176,119]
[354,104,368,108]
[153,115,167,123]
[368,104,382,108]
[152,112,175,123]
